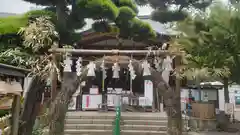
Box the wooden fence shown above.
[0,114,11,135]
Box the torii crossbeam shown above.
[49,48,182,56]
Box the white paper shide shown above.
[128,60,136,80]
[87,61,96,77]
[76,57,82,76]
[63,55,72,72]
[112,62,120,78]
[162,56,173,84]
[101,60,107,79]
[142,60,151,76]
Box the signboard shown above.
[82,95,102,109]
[144,80,153,106]
[225,103,234,115]
[122,97,129,105]
[115,88,122,94]
[90,88,99,94]
[107,94,116,106]
[202,91,208,102]
[139,97,146,106]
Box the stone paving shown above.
[187,131,240,135]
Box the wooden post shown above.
[11,95,21,135]
[174,55,182,135]
[51,46,58,101]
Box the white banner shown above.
[82,95,102,109]
[144,80,153,106]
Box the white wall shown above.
[218,85,240,111]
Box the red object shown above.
[86,96,90,107]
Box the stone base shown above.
[188,118,217,131]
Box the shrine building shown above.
[60,16,179,112]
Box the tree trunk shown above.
[18,76,46,135]
[156,56,182,135]
[163,85,182,135]
[56,0,69,44]
[49,72,80,135]
[223,77,229,103]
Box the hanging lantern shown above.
[76,57,82,76]
[112,62,120,79]
[101,60,107,79]
[63,55,72,72]
[142,60,151,76]
[87,61,96,77]
[10,80,23,95]
[128,60,136,80]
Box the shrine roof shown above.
[76,32,170,50]
[0,63,30,77]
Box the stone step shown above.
[65,124,167,131]
[66,115,167,120]
[65,119,167,125]
[63,129,167,135]
[65,119,114,124]
[66,115,115,120]
[122,125,167,131]
[122,120,167,125]
[66,112,167,120]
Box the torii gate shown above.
[48,48,183,135]
[49,48,182,107]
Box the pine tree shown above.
[23,0,156,43]
[137,0,212,23]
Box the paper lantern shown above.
[10,80,23,95]
[0,81,10,95]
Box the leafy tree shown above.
[175,2,240,103]
[0,13,59,135]
[17,16,59,135]
[0,10,56,68]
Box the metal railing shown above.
[113,94,121,135]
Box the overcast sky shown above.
[0,0,153,15]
